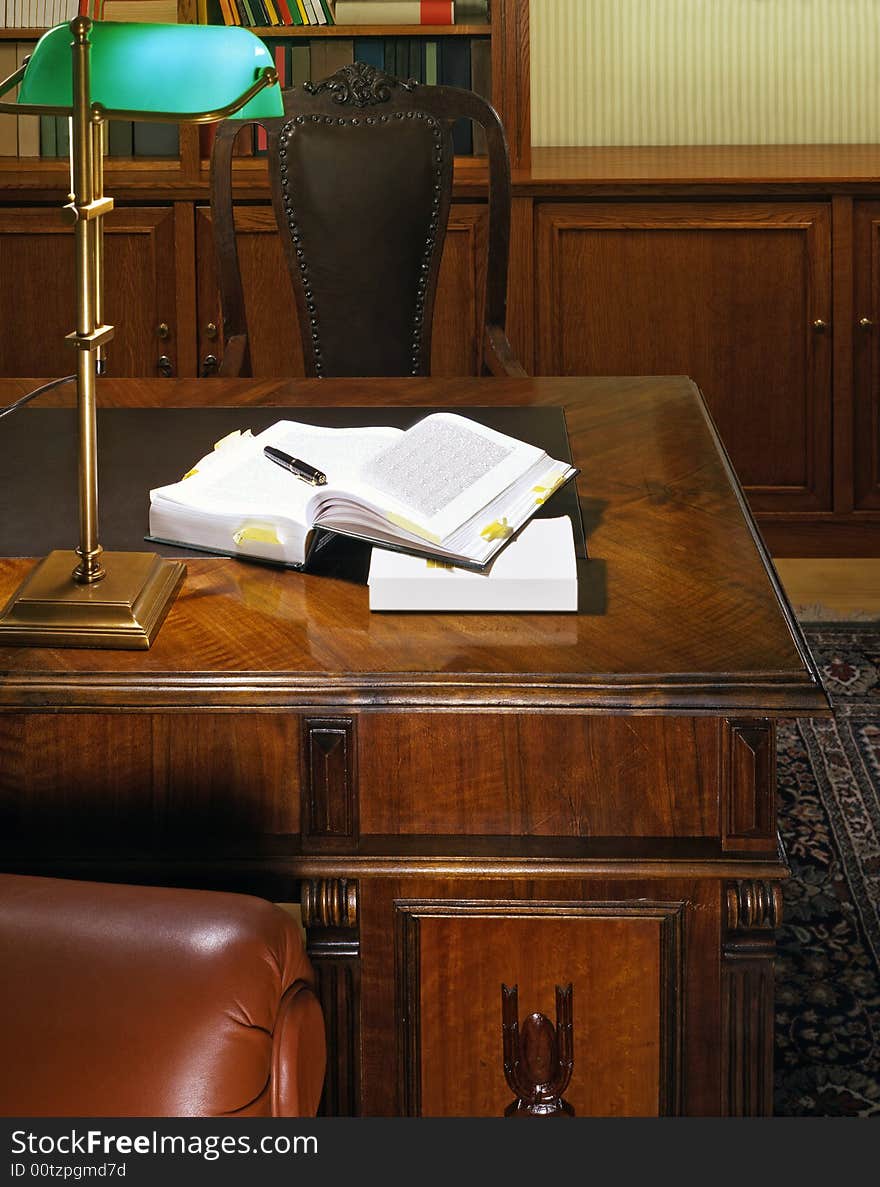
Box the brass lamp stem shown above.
[71,15,105,584]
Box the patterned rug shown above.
[775,625,880,1116]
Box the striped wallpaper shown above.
[530,0,880,145]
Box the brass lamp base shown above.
[0,550,185,649]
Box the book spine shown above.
[354,37,384,70]
[334,2,454,24]
[292,0,308,24]
[39,114,57,158]
[289,41,311,85]
[423,38,438,85]
[107,118,134,156]
[440,35,472,154]
[0,45,18,156]
[275,0,293,24]
[317,0,333,24]
[15,42,38,157]
[132,121,179,157]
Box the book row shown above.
[1,33,490,158]
[201,1,489,28]
[0,0,116,27]
[202,0,333,27]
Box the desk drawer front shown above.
[358,713,720,837]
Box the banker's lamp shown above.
[0,19,282,648]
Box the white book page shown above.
[151,420,403,524]
[312,413,543,544]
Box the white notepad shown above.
[368,517,578,611]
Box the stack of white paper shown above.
[368,518,578,612]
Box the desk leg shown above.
[721,880,783,1116]
[301,878,361,1117]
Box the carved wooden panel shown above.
[302,717,358,848]
[359,714,719,836]
[721,879,782,1116]
[0,712,300,850]
[0,207,178,379]
[535,201,833,511]
[301,877,361,1118]
[196,202,487,378]
[394,899,685,1117]
[722,719,776,852]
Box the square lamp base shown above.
[0,550,186,650]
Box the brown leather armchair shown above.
[210,60,526,380]
[0,874,325,1117]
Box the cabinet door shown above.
[0,207,178,379]
[195,203,488,378]
[358,880,711,1117]
[853,200,880,510]
[536,202,833,512]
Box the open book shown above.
[148,412,577,571]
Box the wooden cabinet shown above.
[195,202,489,378]
[0,206,180,379]
[535,201,833,513]
[853,200,880,512]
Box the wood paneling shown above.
[359,714,719,837]
[195,203,489,379]
[0,207,177,379]
[853,200,880,510]
[397,900,683,1117]
[536,201,833,513]
[0,712,300,849]
[358,878,716,1116]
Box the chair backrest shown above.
[211,62,514,378]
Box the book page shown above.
[153,420,402,519]
[318,413,543,544]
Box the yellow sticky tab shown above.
[233,525,281,547]
[426,559,454,571]
[214,429,243,451]
[385,511,441,545]
[533,475,566,505]
[181,467,199,480]
[480,517,513,542]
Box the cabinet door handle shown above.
[157,355,173,378]
[859,317,874,330]
[200,354,219,377]
[812,319,828,332]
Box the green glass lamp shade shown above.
[18,21,283,120]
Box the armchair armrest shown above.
[483,325,528,378]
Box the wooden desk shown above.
[0,375,828,1117]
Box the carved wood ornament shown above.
[303,62,418,108]
[502,983,574,1117]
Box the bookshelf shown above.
[0,0,529,177]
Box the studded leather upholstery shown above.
[210,62,525,379]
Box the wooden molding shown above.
[302,716,358,848]
[301,878,359,930]
[722,720,776,852]
[725,880,783,932]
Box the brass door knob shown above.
[859,317,874,330]
[157,322,170,340]
[206,322,218,340]
[158,355,173,378]
[812,319,828,332]
[200,354,219,377]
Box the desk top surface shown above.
[0,375,827,714]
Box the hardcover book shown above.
[148,412,577,571]
[368,517,579,611]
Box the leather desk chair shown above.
[210,61,526,379]
[0,874,325,1117]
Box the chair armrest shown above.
[483,325,528,378]
[217,334,250,378]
